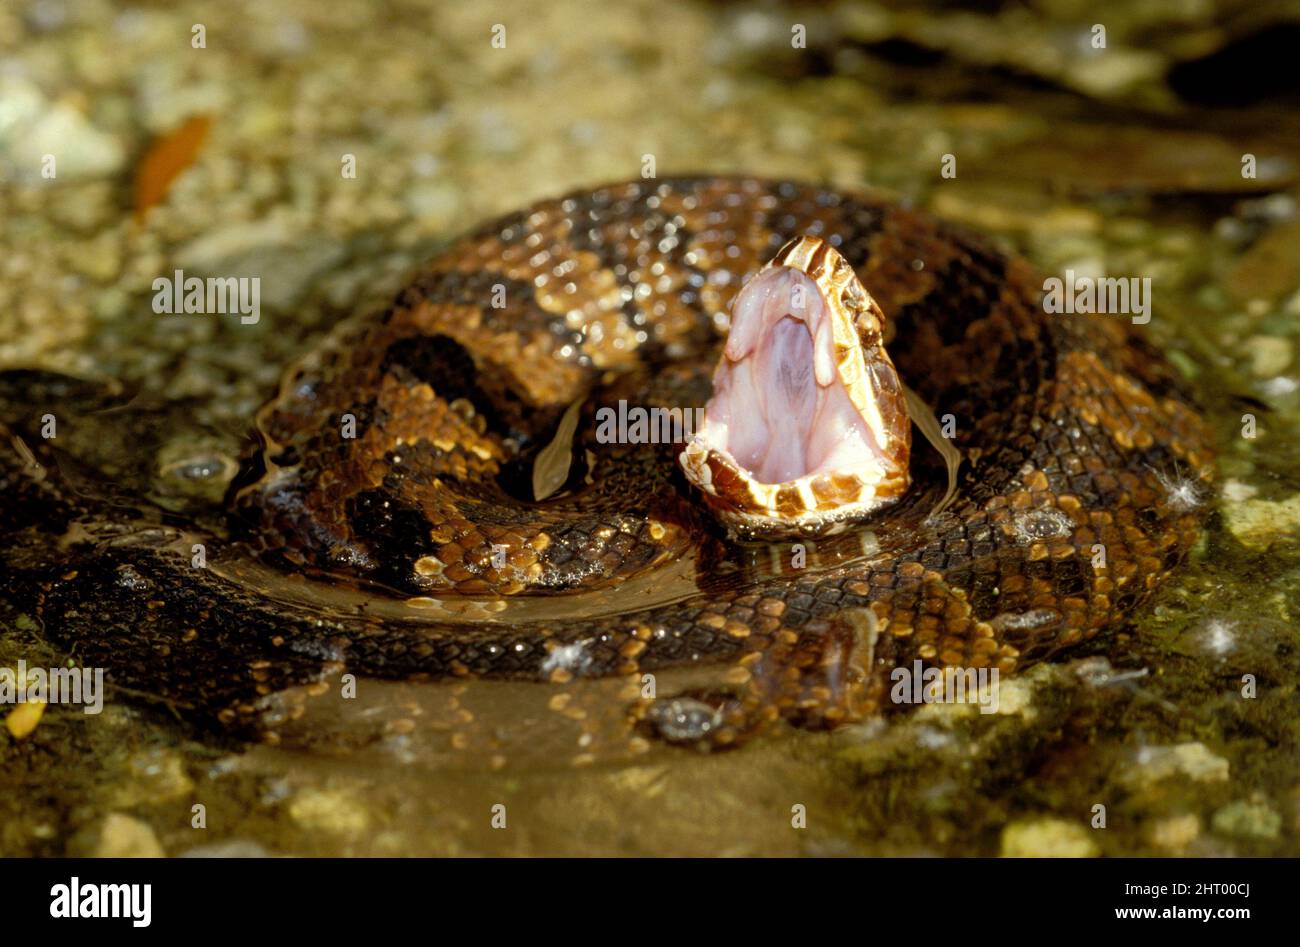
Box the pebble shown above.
[114,748,196,807]
[92,813,165,858]
[1222,494,1300,552]
[173,218,298,270]
[66,231,122,282]
[1000,818,1099,857]
[1220,478,1258,503]
[1241,335,1293,377]
[0,76,125,180]
[1068,49,1163,98]
[1122,742,1230,787]
[5,701,46,739]
[174,221,349,311]
[1211,799,1282,840]
[288,788,370,835]
[1147,813,1201,851]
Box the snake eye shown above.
[679,236,911,540]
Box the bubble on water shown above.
[1012,508,1074,544]
[646,698,721,744]
[540,641,593,675]
[1198,618,1237,657]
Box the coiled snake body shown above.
[0,177,1213,747]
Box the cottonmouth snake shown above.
[0,177,1213,748]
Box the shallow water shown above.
[1,0,1297,856]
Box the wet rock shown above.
[1223,494,1300,551]
[0,76,126,180]
[931,185,1101,238]
[1147,814,1201,852]
[287,788,370,835]
[835,4,1166,102]
[1225,219,1300,304]
[1211,799,1282,840]
[113,748,195,807]
[983,126,1291,196]
[1000,818,1099,858]
[1241,335,1293,377]
[173,220,349,311]
[1121,743,1230,787]
[66,231,123,282]
[1068,48,1165,98]
[173,218,298,269]
[1220,479,1258,503]
[92,813,165,858]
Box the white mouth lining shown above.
[695,267,888,488]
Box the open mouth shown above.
[679,236,911,539]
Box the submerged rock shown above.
[1211,799,1283,840]
[90,813,166,858]
[1223,495,1300,551]
[1000,818,1099,858]
[0,76,125,181]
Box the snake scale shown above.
[0,176,1213,748]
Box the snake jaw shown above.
[680,235,911,540]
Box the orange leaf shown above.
[5,700,46,739]
[133,114,212,221]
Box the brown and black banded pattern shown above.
[0,177,1213,746]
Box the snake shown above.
[0,176,1214,749]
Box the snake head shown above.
[679,235,911,540]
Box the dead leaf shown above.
[532,398,584,501]
[6,700,46,739]
[133,115,212,221]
